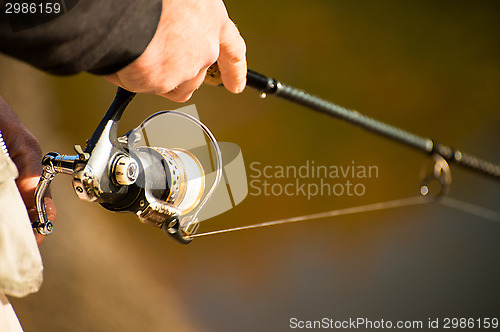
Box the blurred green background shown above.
[1,1,500,331]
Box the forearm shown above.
[1,0,247,103]
[0,0,162,75]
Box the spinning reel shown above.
[32,65,500,243]
[32,88,225,244]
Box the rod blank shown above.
[206,64,500,180]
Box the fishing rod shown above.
[206,64,500,181]
[32,64,500,244]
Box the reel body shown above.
[34,88,223,243]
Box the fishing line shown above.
[191,196,500,239]
[440,197,500,222]
[191,196,428,238]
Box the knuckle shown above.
[231,50,245,64]
[188,67,202,81]
[226,41,246,64]
[172,94,192,103]
[165,90,194,103]
[154,79,178,95]
[204,45,220,68]
[177,67,202,84]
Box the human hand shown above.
[104,0,247,102]
[0,97,57,245]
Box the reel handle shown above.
[33,152,80,235]
[33,162,55,235]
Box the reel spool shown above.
[118,109,223,243]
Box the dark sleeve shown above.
[0,0,162,75]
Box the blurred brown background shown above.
[1,0,500,331]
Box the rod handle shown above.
[204,63,223,86]
[204,63,277,93]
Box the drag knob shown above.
[113,155,139,185]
